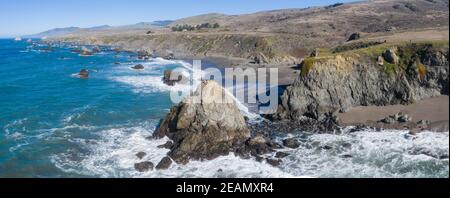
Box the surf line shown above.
[176,182,211,195]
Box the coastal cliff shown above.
[276,42,449,122]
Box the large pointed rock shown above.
[153,80,250,164]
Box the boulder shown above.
[79,46,93,56]
[78,69,89,78]
[136,152,147,159]
[266,158,282,167]
[382,49,399,64]
[377,56,384,66]
[162,70,188,86]
[156,157,172,170]
[379,112,412,124]
[417,120,431,126]
[164,52,175,60]
[275,152,289,159]
[253,56,261,64]
[283,138,300,149]
[132,64,145,70]
[347,32,361,41]
[153,80,250,164]
[380,116,396,124]
[134,161,154,172]
[310,49,319,57]
[241,134,281,156]
[397,113,412,123]
[137,50,151,60]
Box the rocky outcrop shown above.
[78,69,89,78]
[92,46,101,53]
[347,32,361,41]
[134,161,154,172]
[276,43,449,124]
[72,46,93,56]
[137,50,151,60]
[163,70,188,86]
[156,157,173,170]
[379,112,412,124]
[131,64,145,70]
[153,80,250,164]
[383,49,399,64]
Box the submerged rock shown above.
[266,158,282,167]
[134,161,154,172]
[136,152,147,159]
[156,157,173,170]
[275,152,289,158]
[131,64,145,70]
[283,138,300,149]
[78,69,89,78]
[153,80,250,164]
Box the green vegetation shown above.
[383,62,398,77]
[332,41,385,53]
[171,23,220,32]
[301,57,316,77]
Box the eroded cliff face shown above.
[56,33,302,64]
[276,43,449,121]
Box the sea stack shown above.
[153,80,250,164]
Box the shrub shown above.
[301,57,316,77]
[171,23,220,32]
[384,62,397,77]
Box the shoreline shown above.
[52,40,450,133]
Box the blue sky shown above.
[0,0,358,37]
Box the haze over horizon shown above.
[0,0,358,37]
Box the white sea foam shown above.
[49,120,448,178]
[51,122,291,178]
[278,130,449,178]
[112,75,197,94]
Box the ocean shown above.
[0,39,448,178]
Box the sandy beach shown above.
[338,96,449,132]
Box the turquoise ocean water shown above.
[0,39,448,178]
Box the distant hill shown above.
[25,20,174,38]
[25,27,81,38]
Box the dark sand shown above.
[204,55,299,86]
[338,96,449,132]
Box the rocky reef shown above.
[275,43,449,125]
